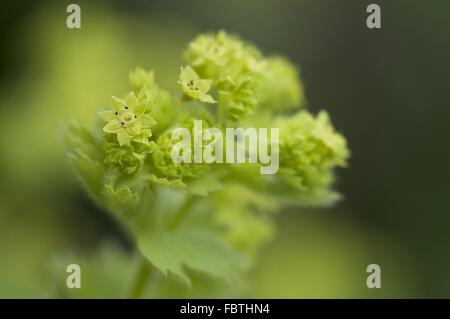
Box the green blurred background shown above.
[0,0,449,298]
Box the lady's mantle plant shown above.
[64,31,349,294]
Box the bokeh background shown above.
[0,0,449,298]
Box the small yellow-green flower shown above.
[178,66,217,104]
[99,93,157,146]
[129,67,155,92]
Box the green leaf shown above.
[144,174,186,189]
[68,151,105,201]
[137,228,242,284]
[277,185,341,207]
[104,184,139,205]
[185,172,224,196]
[49,245,140,298]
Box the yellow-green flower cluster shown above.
[152,118,210,179]
[185,31,264,78]
[65,31,350,287]
[256,56,304,112]
[181,31,265,121]
[277,111,349,192]
[99,69,159,174]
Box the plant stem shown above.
[129,258,152,299]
